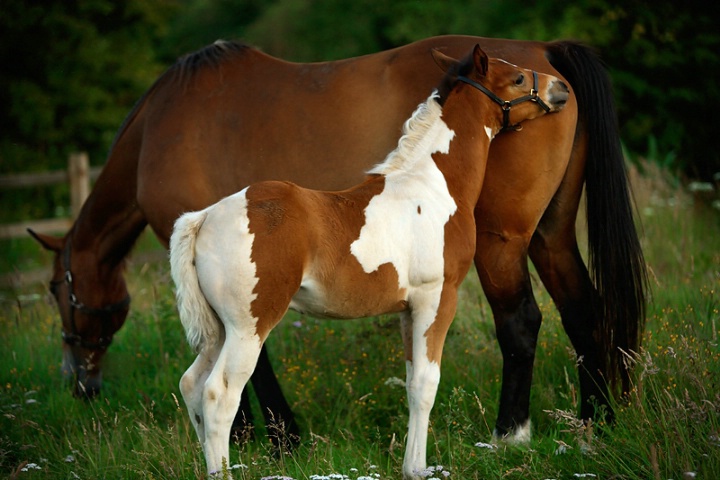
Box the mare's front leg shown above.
[401,287,457,479]
[249,344,300,447]
[232,345,299,448]
[474,232,540,443]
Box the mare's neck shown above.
[69,174,147,276]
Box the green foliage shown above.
[582,1,720,179]
[2,0,718,228]
[0,0,179,174]
[0,0,181,222]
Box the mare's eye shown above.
[515,74,525,85]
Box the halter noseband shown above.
[50,237,130,349]
[457,70,552,131]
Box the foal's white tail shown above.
[169,209,221,351]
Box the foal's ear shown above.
[431,48,459,73]
[473,44,489,77]
[27,228,63,252]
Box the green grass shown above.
[1,163,719,479]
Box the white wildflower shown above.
[475,441,498,450]
[554,440,571,455]
[21,463,42,472]
[414,465,450,478]
[384,377,406,388]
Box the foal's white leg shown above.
[400,307,442,480]
[180,344,222,446]
[201,327,263,475]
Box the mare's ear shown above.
[473,44,489,77]
[431,48,459,73]
[27,229,63,252]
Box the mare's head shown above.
[29,229,130,398]
[432,44,569,133]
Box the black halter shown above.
[457,70,551,131]
[49,237,131,349]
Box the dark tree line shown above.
[1,0,718,221]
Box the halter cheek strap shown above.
[50,237,131,350]
[457,70,551,131]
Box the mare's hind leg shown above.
[474,234,540,443]
[527,133,612,424]
[529,210,612,423]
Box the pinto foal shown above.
[170,45,568,479]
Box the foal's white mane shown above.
[368,92,448,176]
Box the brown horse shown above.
[170,45,568,478]
[29,35,646,444]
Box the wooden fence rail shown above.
[0,152,102,240]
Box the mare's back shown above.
[129,36,556,237]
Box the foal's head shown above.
[433,44,569,132]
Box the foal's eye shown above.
[515,74,525,85]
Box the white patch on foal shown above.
[351,95,457,291]
[194,188,259,330]
[351,95,458,479]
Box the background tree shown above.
[2,0,718,224]
[0,0,180,220]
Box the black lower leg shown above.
[251,344,300,449]
[560,299,613,425]
[494,295,542,437]
[230,389,256,444]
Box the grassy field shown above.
[1,163,718,479]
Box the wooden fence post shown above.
[69,152,89,219]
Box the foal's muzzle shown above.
[548,80,570,111]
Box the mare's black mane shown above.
[172,40,253,85]
[105,40,253,157]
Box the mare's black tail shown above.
[547,41,648,395]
